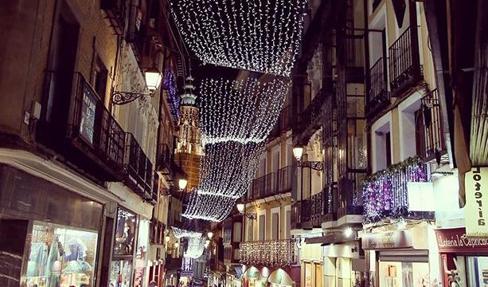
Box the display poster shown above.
[134,219,149,287]
[465,167,488,237]
[113,208,137,256]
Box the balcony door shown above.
[43,2,80,142]
[258,214,265,241]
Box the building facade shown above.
[0,1,186,287]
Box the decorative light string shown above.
[170,0,307,76]
[172,227,202,239]
[197,141,264,198]
[184,237,206,259]
[362,156,429,223]
[182,193,237,222]
[199,77,290,145]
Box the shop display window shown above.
[467,256,488,287]
[113,208,137,257]
[379,261,429,287]
[25,222,98,287]
[109,260,133,287]
[134,220,149,287]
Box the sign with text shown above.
[436,228,488,253]
[361,230,412,250]
[465,167,488,237]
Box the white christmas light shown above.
[200,77,290,145]
[172,227,202,239]
[184,237,206,258]
[170,0,307,76]
[197,141,264,198]
[182,193,237,222]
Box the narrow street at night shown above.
[0,0,487,287]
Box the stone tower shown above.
[175,76,202,190]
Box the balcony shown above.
[101,0,126,35]
[416,89,445,162]
[39,72,155,199]
[295,89,327,138]
[249,166,292,200]
[240,239,298,267]
[269,106,291,138]
[157,143,174,175]
[126,133,154,200]
[38,72,125,182]
[389,26,422,96]
[362,157,433,224]
[366,57,389,117]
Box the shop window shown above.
[25,222,98,287]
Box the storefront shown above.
[0,164,106,287]
[362,223,440,287]
[436,227,488,286]
[109,208,139,287]
[300,242,322,287]
[323,241,364,287]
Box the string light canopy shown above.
[200,77,290,145]
[182,192,237,222]
[170,0,307,76]
[172,227,203,239]
[184,237,206,259]
[197,141,264,198]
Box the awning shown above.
[267,268,294,286]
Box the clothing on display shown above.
[25,222,98,287]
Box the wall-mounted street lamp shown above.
[207,231,214,240]
[178,178,188,190]
[293,145,324,171]
[236,203,256,220]
[112,54,163,105]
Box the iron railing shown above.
[367,57,389,116]
[362,157,430,223]
[126,133,154,197]
[389,26,422,95]
[71,72,126,169]
[101,0,126,35]
[249,166,293,200]
[417,89,445,161]
[240,239,298,266]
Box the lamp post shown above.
[292,146,324,223]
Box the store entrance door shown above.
[0,219,29,286]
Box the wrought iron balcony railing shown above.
[362,156,432,223]
[126,133,154,199]
[101,0,126,35]
[366,57,389,117]
[240,239,298,267]
[388,26,422,96]
[249,166,293,200]
[417,89,445,162]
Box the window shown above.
[25,222,99,287]
[385,131,392,166]
[271,212,279,240]
[258,214,266,241]
[286,209,291,239]
[92,56,108,99]
[247,218,254,241]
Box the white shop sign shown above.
[407,182,435,212]
[465,167,488,237]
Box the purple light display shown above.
[362,156,429,223]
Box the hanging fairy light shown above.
[172,227,202,239]
[170,0,307,76]
[184,237,206,259]
[197,141,264,198]
[199,77,290,145]
[182,192,237,222]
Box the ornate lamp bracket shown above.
[112,91,150,105]
[297,160,324,171]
